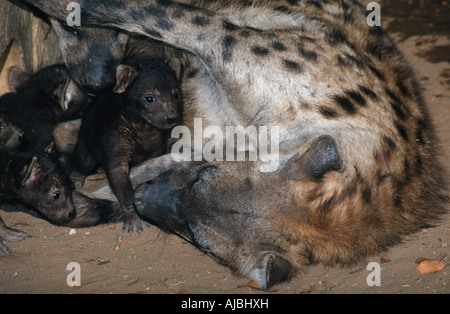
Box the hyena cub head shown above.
[20,153,76,225]
[50,18,128,95]
[0,113,25,152]
[113,58,182,129]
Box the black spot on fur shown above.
[395,122,409,141]
[385,88,401,105]
[327,29,346,46]
[345,90,366,107]
[368,65,384,81]
[222,35,237,62]
[386,88,408,121]
[192,15,210,26]
[337,53,362,68]
[342,181,357,199]
[298,47,318,61]
[307,0,323,9]
[396,77,410,97]
[390,102,407,121]
[334,95,356,114]
[319,106,339,118]
[358,85,378,100]
[272,41,287,51]
[383,136,397,150]
[156,0,174,6]
[252,45,270,56]
[361,185,372,204]
[282,60,302,73]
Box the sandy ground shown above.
[0,1,449,294]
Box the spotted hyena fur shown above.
[23,0,448,289]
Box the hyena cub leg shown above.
[105,158,150,233]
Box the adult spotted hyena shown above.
[23,0,448,289]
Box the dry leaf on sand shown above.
[416,260,445,274]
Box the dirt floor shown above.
[0,1,449,294]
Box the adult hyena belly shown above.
[24,0,448,289]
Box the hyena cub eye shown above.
[144,95,156,104]
[52,191,61,200]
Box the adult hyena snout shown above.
[134,177,187,234]
[50,19,129,96]
[82,61,117,95]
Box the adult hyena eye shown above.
[188,165,219,189]
[173,90,181,101]
[61,23,80,37]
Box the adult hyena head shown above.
[135,162,296,289]
[134,131,447,289]
[134,135,345,289]
[50,18,128,95]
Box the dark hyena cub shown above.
[0,147,76,256]
[0,113,25,153]
[0,64,90,155]
[72,58,181,233]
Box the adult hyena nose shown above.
[134,179,182,230]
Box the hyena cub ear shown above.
[244,252,294,290]
[21,156,38,186]
[53,79,87,111]
[113,65,139,94]
[8,66,31,92]
[282,135,342,181]
[166,58,182,79]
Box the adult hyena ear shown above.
[113,64,139,94]
[8,66,31,92]
[245,252,294,290]
[282,135,342,181]
[166,58,182,80]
